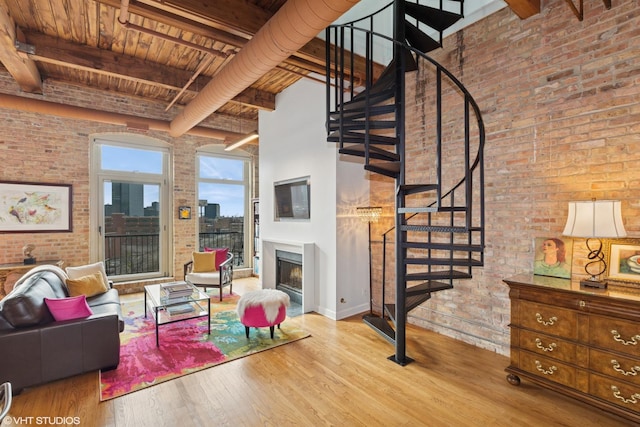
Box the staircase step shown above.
[405,21,441,53]
[398,184,438,195]
[401,224,468,233]
[406,270,472,281]
[339,145,399,162]
[328,120,396,132]
[327,131,399,146]
[405,257,483,267]
[329,103,397,121]
[398,205,469,214]
[403,241,484,253]
[362,314,396,344]
[405,2,463,32]
[385,293,432,318]
[365,162,400,178]
[341,88,396,112]
[407,280,455,296]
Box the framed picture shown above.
[605,239,640,284]
[533,237,573,279]
[178,206,191,220]
[0,181,72,232]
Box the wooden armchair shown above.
[184,250,234,301]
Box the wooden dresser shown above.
[504,274,640,423]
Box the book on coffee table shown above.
[166,303,195,316]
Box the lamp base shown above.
[580,279,607,289]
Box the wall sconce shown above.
[357,206,382,314]
[225,131,259,151]
[563,199,627,288]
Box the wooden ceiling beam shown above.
[24,31,275,111]
[503,0,541,19]
[0,1,42,93]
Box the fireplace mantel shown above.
[261,239,315,313]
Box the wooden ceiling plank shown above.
[140,0,272,39]
[25,31,274,110]
[96,0,363,79]
[0,1,42,93]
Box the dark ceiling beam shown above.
[24,31,275,111]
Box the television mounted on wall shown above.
[274,176,310,221]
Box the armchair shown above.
[184,250,233,301]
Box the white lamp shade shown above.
[563,200,627,238]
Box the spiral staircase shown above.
[325,0,486,365]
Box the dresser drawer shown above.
[590,373,640,414]
[518,329,578,364]
[518,300,577,338]
[590,349,640,387]
[519,350,576,388]
[589,316,640,358]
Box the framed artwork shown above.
[178,206,191,220]
[533,237,573,279]
[605,239,640,284]
[0,181,72,233]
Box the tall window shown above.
[91,137,171,281]
[197,151,250,267]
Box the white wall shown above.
[259,78,370,320]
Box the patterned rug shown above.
[99,293,309,401]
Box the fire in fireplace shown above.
[276,250,302,305]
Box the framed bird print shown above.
[0,181,72,232]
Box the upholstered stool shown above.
[237,289,290,339]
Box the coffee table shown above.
[144,281,211,347]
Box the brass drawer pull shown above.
[535,313,558,326]
[611,330,640,346]
[535,338,557,352]
[535,360,557,375]
[611,386,640,404]
[611,360,640,376]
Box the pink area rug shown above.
[99,294,309,400]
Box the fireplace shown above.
[276,250,303,305]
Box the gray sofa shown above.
[0,266,124,394]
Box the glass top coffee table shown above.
[144,281,211,347]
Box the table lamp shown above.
[562,199,627,288]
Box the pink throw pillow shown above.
[44,295,93,321]
[204,247,229,270]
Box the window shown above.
[91,137,171,281]
[197,151,251,267]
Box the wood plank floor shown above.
[6,278,635,426]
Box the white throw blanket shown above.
[237,289,290,323]
[10,264,69,292]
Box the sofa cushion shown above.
[44,295,93,321]
[66,262,110,290]
[65,272,108,298]
[1,271,66,327]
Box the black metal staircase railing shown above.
[326,0,485,365]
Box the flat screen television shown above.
[274,176,310,221]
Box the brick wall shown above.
[0,74,256,287]
[371,0,640,354]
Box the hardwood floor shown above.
[6,277,635,426]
